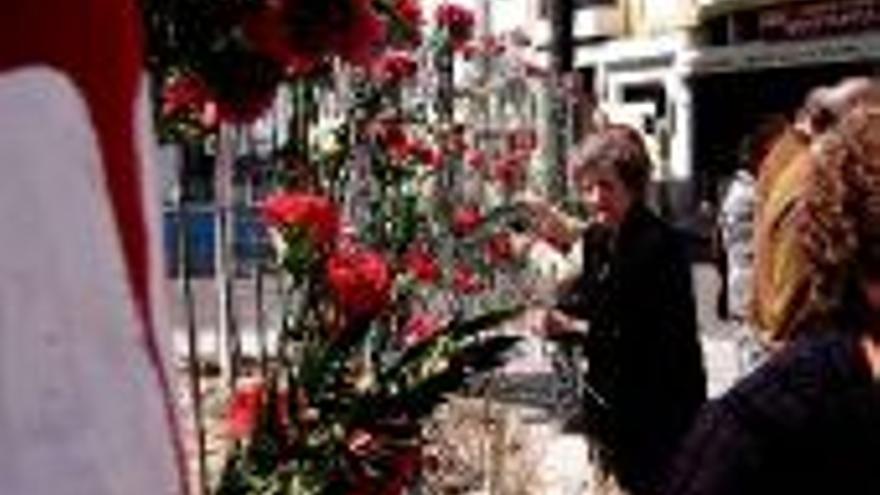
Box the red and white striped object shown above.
[0,2,187,494]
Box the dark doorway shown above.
[691,62,876,205]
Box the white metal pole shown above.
[214,124,236,385]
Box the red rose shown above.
[451,205,482,236]
[372,50,418,84]
[262,192,339,247]
[486,231,514,264]
[435,2,475,48]
[453,264,484,294]
[401,311,442,346]
[327,247,392,319]
[404,245,441,283]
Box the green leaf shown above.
[381,306,523,386]
[376,335,521,420]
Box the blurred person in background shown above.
[716,115,788,379]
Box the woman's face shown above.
[576,166,633,228]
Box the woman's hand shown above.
[513,191,584,252]
[542,308,589,337]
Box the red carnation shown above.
[371,120,411,160]
[161,73,210,118]
[226,383,263,439]
[435,2,475,48]
[451,205,482,236]
[372,50,418,84]
[225,381,289,439]
[261,192,339,247]
[402,311,442,346]
[409,141,441,168]
[327,247,392,319]
[453,264,484,294]
[404,245,441,283]
[493,153,528,191]
[395,0,423,25]
[393,0,424,45]
[464,149,485,171]
[486,231,514,264]
[245,0,387,74]
[443,124,467,154]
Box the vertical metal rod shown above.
[215,124,240,388]
[255,260,269,378]
[180,144,208,495]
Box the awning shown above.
[678,32,880,75]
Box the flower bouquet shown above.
[144,0,546,493]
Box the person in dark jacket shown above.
[662,80,880,495]
[520,124,707,494]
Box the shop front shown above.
[683,0,880,206]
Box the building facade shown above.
[528,0,880,229]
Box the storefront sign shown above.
[757,0,880,41]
